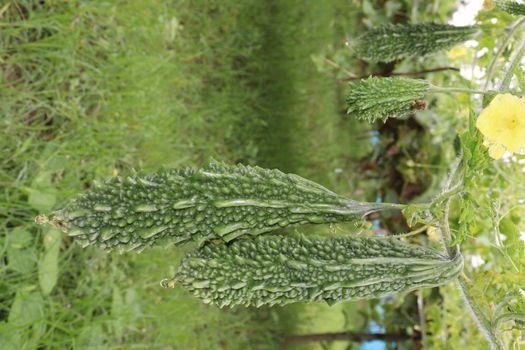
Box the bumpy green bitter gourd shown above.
[494,0,525,16]
[39,162,399,251]
[353,23,477,63]
[169,235,463,307]
[346,77,430,122]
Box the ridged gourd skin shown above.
[495,0,525,16]
[172,236,464,307]
[353,23,477,63]
[346,77,429,122]
[45,162,387,251]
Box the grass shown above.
[0,1,368,349]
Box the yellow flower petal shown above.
[448,46,467,59]
[427,226,441,242]
[476,93,525,154]
[483,0,495,10]
[487,142,506,160]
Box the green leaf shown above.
[0,321,24,350]
[8,247,37,274]
[28,171,57,212]
[499,216,524,261]
[38,229,61,295]
[402,203,431,227]
[43,228,62,251]
[455,112,491,244]
[385,0,402,17]
[76,323,105,349]
[45,155,67,172]
[8,290,45,347]
[28,188,56,213]
[7,228,36,273]
[362,0,376,18]
[8,227,32,248]
[38,247,59,295]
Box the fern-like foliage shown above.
[352,23,477,63]
[346,77,430,123]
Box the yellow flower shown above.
[476,93,525,158]
[483,0,495,10]
[448,46,467,59]
[427,226,441,242]
[483,140,506,160]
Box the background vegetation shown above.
[1,0,523,349]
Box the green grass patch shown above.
[1,0,363,348]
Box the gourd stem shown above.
[456,276,504,350]
[484,17,525,91]
[436,156,504,349]
[438,206,454,258]
[430,85,489,95]
[435,154,463,257]
[432,185,462,206]
[371,202,406,210]
[499,34,525,90]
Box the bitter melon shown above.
[494,0,525,16]
[346,77,430,122]
[38,162,400,251]
[169,235,464,307]
[352,23,477,63]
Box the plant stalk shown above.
[456,276,504,350]
[430,85,489,95]
[484,17,525,91]
[434,156,503,349]
[499,34,525,90]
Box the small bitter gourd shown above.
[494,0,525,16]
[39,162,399,251]
[346,77,430,122]
[352,23,477,63]
[169,235,463,307]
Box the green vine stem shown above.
[431,85,524,96]
[499,34,525,90]
[432,155,504,349]
[430,85,493,95]
[435,153,463,257]
[432,185,463,208]
[484,17,525,91]
[456,276,504,350]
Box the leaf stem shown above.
[456,276,504,350]
[430,85,489,95]
[360,202,407,211]
[432,185,463,207]
[339,67,460,81]
[499,34,525,90]
[434,157,504,349]
[484,17,525,91]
